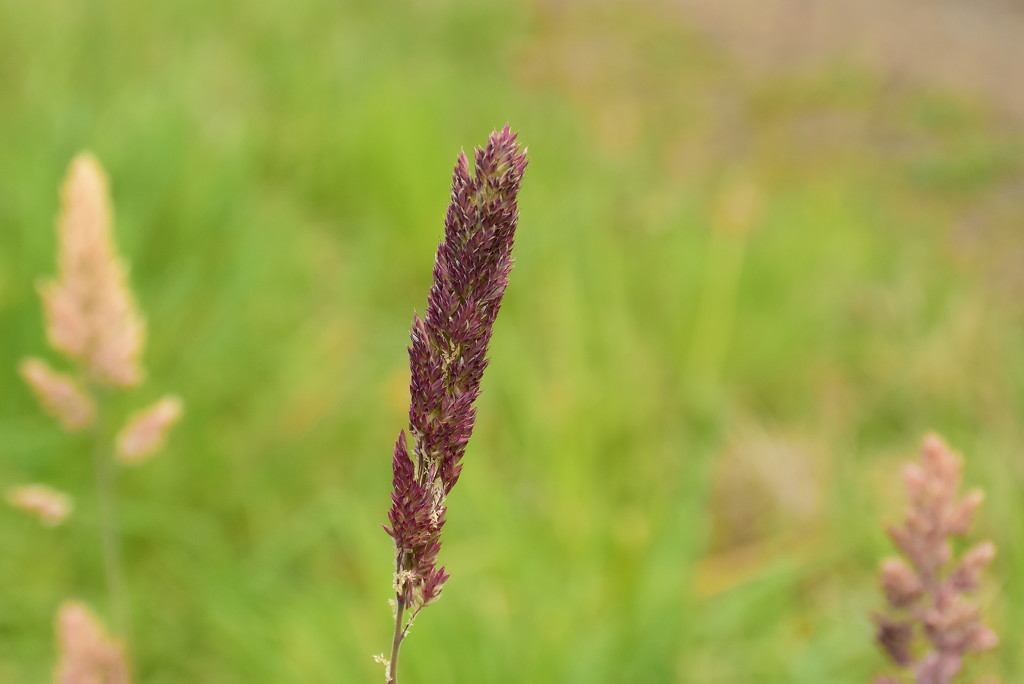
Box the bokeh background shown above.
[2,0,1023,681]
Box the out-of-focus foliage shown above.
[0,0,1021,682]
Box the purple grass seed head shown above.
[385,127,527,616]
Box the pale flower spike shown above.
[40,153,145,388]
[115,396,183,465]
[6,484,73,526]
[875,434,998,684]
[19,358,96,432]
[54,601,131,684]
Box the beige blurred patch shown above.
[708,425,828,554]
[693,531,819,598]
[953,179,1024,312]
[669,0,1024,120]
[527,0,1024,120]
[516,0,702,160]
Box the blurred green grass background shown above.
[2,0,1023,681]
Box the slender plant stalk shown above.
[386,596,406,684]
[90,394,130,646]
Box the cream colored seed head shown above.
[115,395,183,465]
[54,601,131,684]
[41,153,145,388]
[6,484,73,526]
[18,358,96,432]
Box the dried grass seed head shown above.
[54,601,131,684]
[115,395,183,465]
[19,358,96,432]
[875,434,999,684]
[6,484,73,526]
[41,154,145,388]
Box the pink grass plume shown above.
[115,396,183,465]
[16,152,184,651]
[6,484,73,526]
[19,358,96,432]
[874,434,998,684]
[54,601,131,684]
[40,153,145,389]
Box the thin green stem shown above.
[386,594,406,684]
[91,394,130,647]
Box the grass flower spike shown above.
[19,358,96,431]
[40,153,144,389]
[14,152,183,656]
[6,484,73,526]
[54,601,131,684]
[874,434,998,684]
[382,126,527,683]
[116,396,184,465]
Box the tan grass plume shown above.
[54,601,131,684]
[115,396,183,465]
[40,153,145,389]
[14,152,183,653]
[6,484,73,526]
[19,358,96,432]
